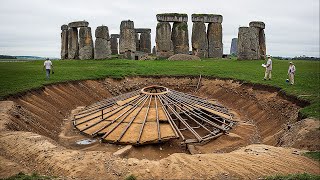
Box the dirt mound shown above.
[168,54,200,60]
[0,77,319,179]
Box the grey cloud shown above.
[0,0,319,57]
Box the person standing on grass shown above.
[287,61,296,85]
[43,58,53,80]
[264,55,272,80]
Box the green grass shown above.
[264,173,320,180]
[304,151,320,161]
[0,58,319,118]
[1,172,53,180]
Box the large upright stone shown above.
[140,32,151,53]
[110,34,120,55]
[68,28,79,59]
[237,27,260,60]
[119,20,136,59]
[230,38,238,55]
[156,13,188,22]
[249,21,266,59]
[259,29,266,59]
[155,22,173,58]
[79,27,94,60]
[192,22,208,58]
[61,25,68,59]
[207,22,223,58]
[94,26,111,59]
[68,21,89,28]
[171,22,189,54]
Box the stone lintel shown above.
[61,24,68,30]
[156,13,188,22]
[249,21,265,29]
[68,21,89,28]
[111,34,120,38]
[191,14,223,23]
[135,28,151,33]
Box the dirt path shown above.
[0,77,319,179]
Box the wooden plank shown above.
[116,95,140,106]
[194,104,232,119]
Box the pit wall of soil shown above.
[4,77,318,150]
[1,77,319,179]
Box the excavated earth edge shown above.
[0,76,319,179]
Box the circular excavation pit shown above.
[1,77,319,179]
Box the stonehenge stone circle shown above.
[191,22,208,58]
[67,28,79,59]
[172,22,189,54]
[119,20,136,59]
[230,38,238,55]
[156,13,188,22]
[94,26,111,59]
[191,14,223,58]
[110,34,120,55]
[237,21,266,60]
[156,22,174,58]
[79,27,94,60]
[60,25,68,59]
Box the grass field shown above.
[0,58,319,118]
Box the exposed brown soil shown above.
[0,77,319,179]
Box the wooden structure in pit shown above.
[73,85,234,145]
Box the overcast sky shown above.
[0,0,319,58]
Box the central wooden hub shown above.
[141,85,170,95]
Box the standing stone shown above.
[259,29,266,59]
[192,22,208,58]
[110,34,120,55]
[171,22,189,54]
[207,22,223,58]
[230,38,238,55]
[140,32,151,53]
[94,26,111,59]
[237,27,259,60]
[135,33,140,51]
[249,21,266,59]
[156,22,174,58]
[68,28,79,59]
[119,20,136,59]
[79,27,94,60]
[61,25,68,59]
